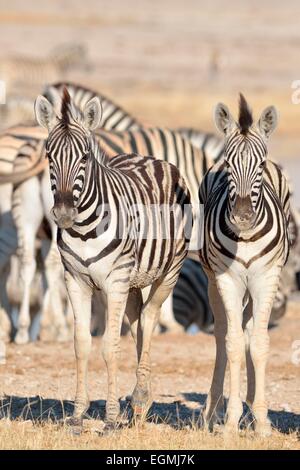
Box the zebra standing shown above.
[199,94,290,435]
[34,88,191,429]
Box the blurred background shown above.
[0,0,300,196]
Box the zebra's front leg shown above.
[65,272,92,426]
[248,267,281,437]
[102,289,129,428]
[205,276,227,430]
[216,272,246,434]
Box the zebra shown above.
[34,88,192,428]
[177,127,224,165]
[199,94,290,436]
[162,258,213,333]
[0,44,89,96]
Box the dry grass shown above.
[0,418,299,450]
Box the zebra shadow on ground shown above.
[0,393,299,434]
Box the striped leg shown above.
[13,177,43,344]
[205,276,227,429]
[216,272,246,433]
[64,272,92,425]
[248,267,281,436]
[131,278,175,420]
[102,289,130,426]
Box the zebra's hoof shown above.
[65,416,83,428]
[255,421,272,437]
[101,421,119,435]
[15,330,29,345]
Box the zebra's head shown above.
[35,87,102,229]
[214,93,278,231]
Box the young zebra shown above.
[34,88,191,428]
[199,95,290,435]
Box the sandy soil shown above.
[0,298,299,443]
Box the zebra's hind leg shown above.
[12,177,43,345]
[64,272,92,427]
[131,279,174,422]
[102,289,130,428]
[248,267,281,437]
[204,275,227,431]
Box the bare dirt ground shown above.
[0,299,299,449]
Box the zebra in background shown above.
[200,94,290,435]
[34,88,192,429]
[163,258,213,333]
[44,82,141,131]
[0,44,89,96]
[177,127,224,165]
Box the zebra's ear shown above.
[83,97,102,131]
[214,103,236,135]
[34,95,57,131]
[257,106,278,140]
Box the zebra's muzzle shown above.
[51,204,78,229]
[231,195,256,230]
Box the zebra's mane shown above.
[238,93,253,135]
[61,87,72,125]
